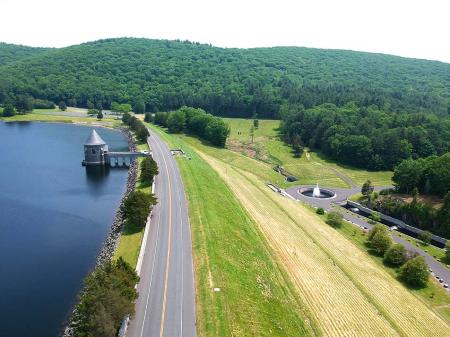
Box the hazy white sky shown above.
[1,0,449,62]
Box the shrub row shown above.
[122,112,149,143]
[367,224,429,287]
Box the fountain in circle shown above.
[300,183,335,199]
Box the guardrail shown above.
[346,200,447,247]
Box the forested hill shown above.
[0,38,449,118]
[0,43,51,67]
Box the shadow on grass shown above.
[121,222,143,236]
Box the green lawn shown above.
[224,118,393,188]
[148,124,317,337]
[0,111,121,127]
[114,152,150,267]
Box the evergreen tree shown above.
[59,101,67,111]
[361,180,374,197]
[140,157,159,185]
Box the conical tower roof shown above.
[85,129,106,146]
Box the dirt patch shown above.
[394,194,443,209]
[227,139,271,163]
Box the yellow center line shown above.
[154,135,173,337]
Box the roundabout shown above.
[285,184,360,210]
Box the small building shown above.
[82,130,109,166]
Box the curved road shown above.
[127,129,197,337]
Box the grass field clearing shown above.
[0,111,121,127]
[224,118,393,187]
[199,150,450,336]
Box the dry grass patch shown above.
[198,151,450,337]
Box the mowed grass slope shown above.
[198,151,450,337]
[225,118,393,187]
[159,125,450,337]
[150,125,317,337]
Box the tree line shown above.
[122,112,149,143]
[280,103,450,170]
[325,209,432,287]
[359,165,449,238]
[0,38,449,119]
[393,153,450,197]
[153,106,230,147]
[72,258,139,337]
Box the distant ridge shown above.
[0,42,52,67]
[0,37,449,118]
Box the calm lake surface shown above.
[0,122,129,337]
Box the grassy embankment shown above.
[0,108,122,127]
[148,124,318,337]
[225,118,393,188]
[113,139,151,267]
[151,125,450,336]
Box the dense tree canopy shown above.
[0,38,449,119]
[393,153,450,197]
[0,42,51,66]
[154,106,230,147]
[280,103,450,170]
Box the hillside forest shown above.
[0,37,449,182]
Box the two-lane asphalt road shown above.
[126,129,197,337]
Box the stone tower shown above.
[83,130,109,166]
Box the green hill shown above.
[0,38,449,118]
[0,43,51,67]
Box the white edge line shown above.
[136,179,156,275]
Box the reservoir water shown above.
[0,122,129,337]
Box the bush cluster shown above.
[154,106,230,147]
[367,224,429,287]
[326,210,343,228]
